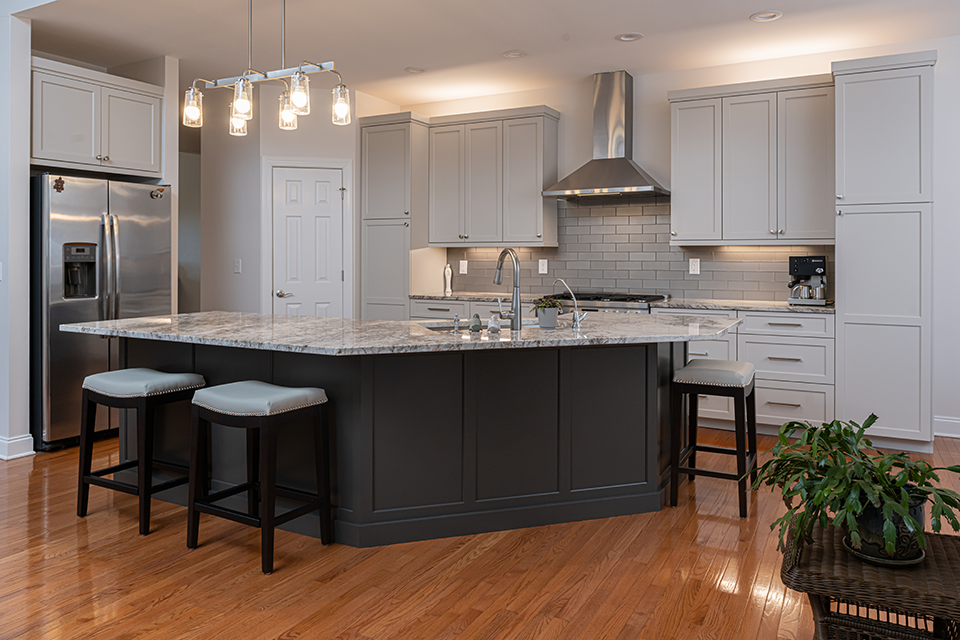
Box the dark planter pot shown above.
[844,493,927,566]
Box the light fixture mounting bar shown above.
[203,62,336,89]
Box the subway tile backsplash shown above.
[447,199,834,302]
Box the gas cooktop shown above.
[550,291,667,312]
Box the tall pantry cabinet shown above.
[833,51,936,442]
[360,113,445,320]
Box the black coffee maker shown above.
[788,256,828,306]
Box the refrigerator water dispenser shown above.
[62,243,97,299]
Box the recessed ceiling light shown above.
[749,10,783,22]
[615,33,643,42]
[404,67,427,74]
[502,50,527,59]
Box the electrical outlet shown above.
[538,259,548,275]
[688,258,700,275]
[234,259,242,274]
[459,260,468,275]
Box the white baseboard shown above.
[0,434,35,460]
[935,416,960,439]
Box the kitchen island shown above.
[62,311,740,547]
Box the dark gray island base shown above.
[64,312,740,548]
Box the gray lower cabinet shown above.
[361,219,410,320]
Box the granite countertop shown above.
[60,311,741,356]
[410,291,543,302]
[649,298,835,314]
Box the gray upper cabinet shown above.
[361,123,412,220]
[833,56,934,205]
[668,75,835,245]
[428,106,559,247]
[31,58,163,177]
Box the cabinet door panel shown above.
[361,219,410,320]
[32,72,100,166]
[778,87,835,240]
[100,88,161,173]
[429,125,465,243]
[670,100,722,242]
[362,125,409,219]
[464,121,502,243]
[835,66,933,205]
[722,93,777,240]
[503,117,543,243]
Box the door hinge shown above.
[339,187,346,200]
[341,270,344,282]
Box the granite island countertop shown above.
[60,311,741,356]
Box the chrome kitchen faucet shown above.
[493,248,523,331]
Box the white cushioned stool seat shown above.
[83,368,206,398]
[673,358,755,388]
[192,381,327,417]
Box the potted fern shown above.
[531,296,562,330]
[753,414,960,566]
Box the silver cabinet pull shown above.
[698,395,708,399]
[836,195,843,199]
[670,231,677,236]
[458,234,463,239]
[689,351,708,356]
[768,356,802,362]
[767,401,802,408]
[404,222,409,227]
[103,156,110,162]
[767,322,802,327]
[427,307,451,312]
[276,290,294,298]
[537,233,542,238]
[463,234,469,239]
[769,229,776,234]
[778,229,784,234]
[404,210,409,215]
[96,154,103,160]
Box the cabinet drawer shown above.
[652,307,739,332]
[410,299,468,319]
[754,380,835,426]
[738,334,835,384]
[738,312,835,338]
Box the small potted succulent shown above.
[531,296,562,329]
[753,414,960,566]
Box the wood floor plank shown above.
[6,428,957,639]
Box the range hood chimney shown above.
[543,70,669,198]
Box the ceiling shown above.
[21,0,960,106]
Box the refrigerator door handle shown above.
[101,213,112,321]
[111,214,120,321]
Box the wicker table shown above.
[781,523,960,639]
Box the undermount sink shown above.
[418,320,540,332]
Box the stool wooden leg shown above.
[246,427,259,517]
[137,398,154,536]
[187,408,206,550]
[670,383,683,508]
[688,393,699,480]
[260,422,278,574]
[315,404,333,546]
[734,388,748,519]
[746,387,758,485]
[77,390,97,518]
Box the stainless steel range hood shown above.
[543,70,669,198]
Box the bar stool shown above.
[77,368,206,535]
[669,359,758,518]
[186,380,333,574]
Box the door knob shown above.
[276,290,293,298]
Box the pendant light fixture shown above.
[182,0,351,133]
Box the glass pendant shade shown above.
[331,84,351,126]
[229,105,248,136]
[183,87,203,127]
[232,77,254,121]
[278,92,298,130]
[290,72,310,115]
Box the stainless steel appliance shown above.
[788,256,829,306]
[31,174,172,449]
[549,291,666,314]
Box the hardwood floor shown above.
[2,429,958,639]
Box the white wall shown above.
[0,13,32,459]
[401,35,960,437]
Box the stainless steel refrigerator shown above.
[31,174,172,449]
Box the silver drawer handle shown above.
[698,395,708,399]
[689,351,708,356]
[767,322,803,327]
[768,356,802,362]
[427,307,451,312]
[767,401,802,408]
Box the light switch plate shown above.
[538,259,548,274]
[689,258,700,275]
[459,260,468,275]
[234,259,242,274]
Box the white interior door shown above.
[272,167,344,317]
